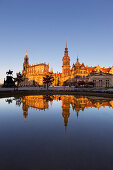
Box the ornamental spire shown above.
[26,50,27,56]
[24,50,29,65]
[64,41,68,56]
[24,50,28,59]
[66,40,67,48]
[50,67,53,73]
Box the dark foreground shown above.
[1,89,113,99]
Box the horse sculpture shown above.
[6,70,13,75]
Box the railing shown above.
[0,86,113,93]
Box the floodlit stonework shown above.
[22,51,49,86]
[21,43,113,88]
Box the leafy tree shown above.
[78,80,86,87]
[43,74,54,90]
[86,81,94,88]
[57,77,60,86]
[75,75,80,83]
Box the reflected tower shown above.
[62,96,70,129]
[22,102,29,121]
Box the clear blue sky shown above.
[0,0,113,83]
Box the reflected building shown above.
[22,95,49,111]
[71,97,89,118]
[20,95,113,126]
[21,95,49,121]
[61,96,71,128]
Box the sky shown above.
[0,0,113,83]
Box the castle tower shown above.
[62,42,70,78]
[23,50,29,76]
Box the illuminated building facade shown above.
[21,43,113,87]
[22,51,49,86]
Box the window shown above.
[99,80,102,87]
[106,80,109,87]
[93,80,96,87]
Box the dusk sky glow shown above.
[0,0,113,83]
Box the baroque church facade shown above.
[22,43,113,88]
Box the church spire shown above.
[64,41,68,56]
[24,50,29,67]
[50,67,53,73]
[65,125,67,135]
[24,50,29,61]
[75,56,80,67]
[26,50,27,56]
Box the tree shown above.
[57,77,60,86]
[75,75,80,83]
[43,74,54,90]
[78,80,86,87]
[86,81,94,88]
[74,75,80,87]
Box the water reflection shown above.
[7,95,113,127]
[2,95,113,170]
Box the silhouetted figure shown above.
[6,70,13,76]
[3,70,15,87]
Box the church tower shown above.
[23,50,29,77]
[62,42,70,78]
